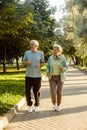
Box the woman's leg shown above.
[56,78,64,106]
[49,78,57,105]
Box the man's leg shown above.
[32,78,41,106]
[25,77,33,106]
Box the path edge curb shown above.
[0,76,47,130]
[0,97,26,130]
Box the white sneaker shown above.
[28,106,33,112]
[52,105,57,111]
[35,106,40,112]
[56,106,61,112]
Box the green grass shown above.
[41,63,46,76]
[0,69,25,115]
[0,65,46,116]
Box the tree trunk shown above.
[3,42,6,73]
[16,56,19,70]
[71,56,76,64]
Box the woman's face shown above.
[53,47,60,56]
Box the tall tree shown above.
[0,0,57,72]
[61,0,87,65]
[29,0,56,40]
[0,0,33,72]
[18,0,56,61]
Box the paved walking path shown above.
[5,66,87,130]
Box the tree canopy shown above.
[0,0,56,72]
[0,0,87,72]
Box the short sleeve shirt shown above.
[23,50,44,77]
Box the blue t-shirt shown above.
[23,50,44,77]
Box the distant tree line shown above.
[55,0,87,66]
[0,0,87,72]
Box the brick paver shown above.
[5,66,87,130]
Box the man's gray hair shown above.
[53,44,63,53]
[30,40,39,46]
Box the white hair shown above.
[30,40,39,46]
[53,44,63,53]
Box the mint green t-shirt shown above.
[23,50,44,77]
[52,59,60,75]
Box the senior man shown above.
[23,40,44,112]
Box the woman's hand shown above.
[60,67,65,72]
[46,72,50,78]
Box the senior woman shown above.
[46,44,68,111]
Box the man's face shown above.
[30,44,38,52]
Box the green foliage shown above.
[25,0,56,40]
[84,55,87,66]
[64,0,87,39]
[74,14,87,38]
[0,0,56,72]
[61,0,87,67]
[75,0,87,11]
[0,1,33,37]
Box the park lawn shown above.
[0,68,25,116]
[0,65,46,116]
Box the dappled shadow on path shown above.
[40,83,87,99]
[63,85,87,96]
[11,105,87,123]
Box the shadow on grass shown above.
[0,70,26,75]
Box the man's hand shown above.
[36,64,41,69]
[27,59,32,65]
[23,59,31,65]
